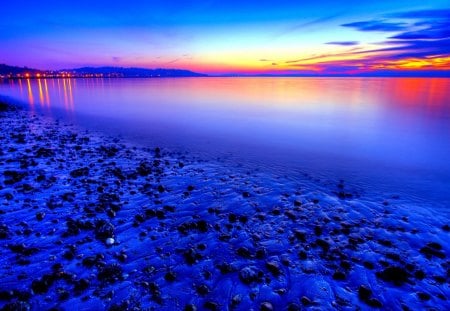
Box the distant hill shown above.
[70,66,207,77]
[0,64,40,75]
[0,64,207,78]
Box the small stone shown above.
[301,296,312,306]
[105,238,115,246]
[333,270,346,280]
[367,298,383,308]
[164,271,176,282]
[287,303,301,311]
[266,261,282,276]
[376,266,409,286]
[260,302,273,311]
[358,285,372,301]
[417,292,431,301]
[196,284,210,296]
[239,266,263,284]
[184,304,197,311]
[36,212,45,221]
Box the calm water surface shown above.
[1,77,449,207]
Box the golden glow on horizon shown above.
[372,56,450,70]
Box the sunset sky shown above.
[1,0,449,75]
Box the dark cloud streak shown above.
[326,41,359,46]
[341,20,408,32]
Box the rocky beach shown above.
[0,101,449,310]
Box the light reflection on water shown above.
[1,77,449,206]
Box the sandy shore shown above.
[0,101,449,310]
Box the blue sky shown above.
[1,0,449,74]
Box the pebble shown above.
[260,302,273,311]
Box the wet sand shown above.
[0,101,449,310]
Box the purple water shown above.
[1,77,449,207]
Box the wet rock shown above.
[74,278,90,292]
[231,294,242,308]
[358,285,372,301]
[237,246,253,258]
[8,244,39,256]
[255,247,268,259]
[333,270,346,280]
[376,266,409,285]
[0,224,10,239]
[97,263,123,283]
[242,191,251,198]
[183,248,202,265]
[301,296,312,306]
[316,239,330,251]
[31,277,53,294]
[35,147,55,158]
[70,167,89,178]
[293,229,307,242]
[95,219,115,240]
[164,271,177,282]
[203,301,219,310]
[287,303,301,311]
[217,262,235,274]
[35,212,45,221]
[266,260,282,276]
[184,304,197,311]
[417,292,431,301]
[420,242,446,259]
[4,170,27,184]
[196,284,210,296]
[1,301,31,311]
[260,302,273,311]
[298,250,307,260]
[239,266,263,284]
[367,298,383,308]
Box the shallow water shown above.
[1,77,449,207]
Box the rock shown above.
[105,238,115,246]
[442,224,450,232]
[35,212,45,221]
[420,243,446,259]
[287,303,301,311]
[236,246,252,258]
[266,261,282,276]
[231,294,242,307]
[184,304,197,311]
[203,301,219,310]
[260,302,273,311]
[31,278,52,294]
[301,296,312,306]
[417,292,431,301]
[97,264,123,283]
[333,270,346,280]
[239,266,263,284]
[196,284,210,296]
[3,170,27,184]
[95,219,115,240]
[1,301,31,311]
[164,271,177,282]
[358,285,372,301]
[367,298,383,308]
[376,266,409,286]
[293,230,307,242]
[242,191,251,198]
[316,239,330,251]
[70,167,89,178]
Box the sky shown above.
[1,0,449,75]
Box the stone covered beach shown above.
[0,101,449,310]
